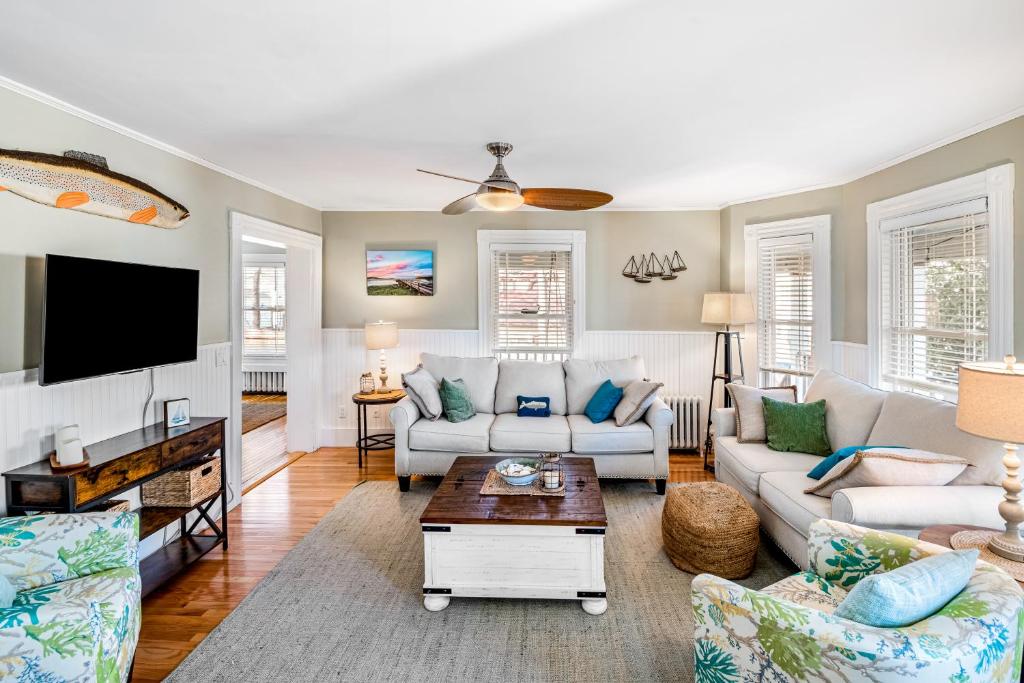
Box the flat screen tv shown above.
[40,254,200,386]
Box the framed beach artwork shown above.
[366,250,434,296]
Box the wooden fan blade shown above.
[442,193,477,215]
[521,188,612,211]
[418,169,509,191]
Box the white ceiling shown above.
[1,1,1023,210]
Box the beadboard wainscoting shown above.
[320,329,720,447]
[831,342,869,384]
[0,343,234,556]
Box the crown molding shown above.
[0,74,319,210]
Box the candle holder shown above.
[359,372,376,395]
[540,453,563,491]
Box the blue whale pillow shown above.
[517,396,551,417]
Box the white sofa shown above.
[712,369,1006,568]
[390,354,673,493]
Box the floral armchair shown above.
[692,519,1024,682]
[0,512,141,683]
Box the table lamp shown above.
[957,355,1024,561]
[364,321,399,393]
[701,292,756,470]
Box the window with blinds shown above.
[490,246,573,357]
[879,198,989,395]
[243,263,286,356]
[757,233,815,388]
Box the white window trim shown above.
[477,229,586,357]
[743,215,832,381]
[866,164,1014,393]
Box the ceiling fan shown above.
[418,142,613,215]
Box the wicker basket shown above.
[90,499,131,513]
[661,481,760,579]
[142,456,221,507]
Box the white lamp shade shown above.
[364,321,399,350]
[701,292,755,325]
[957,358,1024,444]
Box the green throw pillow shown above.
[439,377,476,423]
[762,397,832,456]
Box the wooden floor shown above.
[241,415,289,490]
[133,439,712,681]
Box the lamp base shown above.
[987,532,1024,562]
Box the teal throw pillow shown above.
[835,549,979,627]
[585,380,623,423]
[439,378,476,423]
[762,397,832,456]
[807,445,906,480]
[0,573,14,609]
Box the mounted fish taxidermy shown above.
[0,149,190,228]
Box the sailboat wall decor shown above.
[620,250,687,283]
[0,148,191,228]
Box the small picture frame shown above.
[164,398,191,429]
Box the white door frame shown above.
[229,211,322,505]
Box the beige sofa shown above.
[712,369,1006,568]
[390,353,673,493]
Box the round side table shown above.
[352,390,406,468]
[919,524,1024,589]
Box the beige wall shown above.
[0,87,322,373]
[322,211,721,331]
[721,115,1024,354]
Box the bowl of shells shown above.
[494,457,542,486]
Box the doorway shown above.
[229,212,322,504]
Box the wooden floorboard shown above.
[133,437,712,681]
[240,414,289,489]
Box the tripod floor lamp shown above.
[701,292,756,471]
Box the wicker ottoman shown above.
[661,481,759,579]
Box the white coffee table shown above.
[418,456,608,615]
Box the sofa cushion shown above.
[804,369,887,450]
[401,365,442,420]
[409,413,495,453]
[564,356,645,415]
[726,383,796,442]
[867,390,1004,486]
[420,353,499,414]
[714,437,826,495]
[489,414,571,452]
[494,360,567,415]
[759,470,833,537]
[805,448,967,498]
[567,414,654,454]
[614,380,663,427]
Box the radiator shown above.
[243,370,287,393]
[664,395,701,450]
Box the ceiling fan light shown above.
[476,191,524,212]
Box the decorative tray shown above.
[479,469,566,497]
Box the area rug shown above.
[241,394,287,434]
[167,482,794,682]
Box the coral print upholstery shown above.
[692,519,1024,682]
[0,512,141,682]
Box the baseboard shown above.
[320,427,393,448]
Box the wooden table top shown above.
[352,389,405,404]
[419,456,607,527]
[3,417,226,478]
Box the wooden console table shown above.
[2,417,228,597]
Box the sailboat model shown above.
[621,255,640,278]
[668,251,687,272]
[660,254,678,280]
[634,254,652,283]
